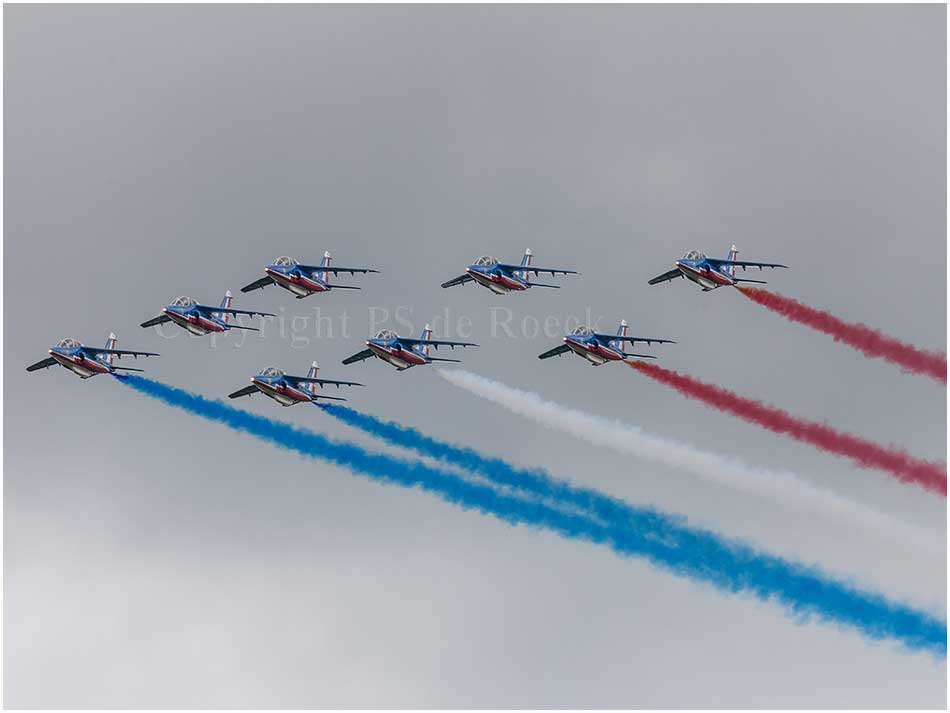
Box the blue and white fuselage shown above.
[649,245,788,292]
[241,253,379,299]
[141,292,274,335]
[27,334,159,379]
[229,363,361,406]
[343,325,479,371]
[538,320,675,366]
[441,249,577,294]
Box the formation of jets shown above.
[28,245,788,397]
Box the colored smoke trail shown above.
[115,374,947,655]
[318,402,679,531]
[627,362,947,496]
[738,287,946,384]
[432,370,941,557]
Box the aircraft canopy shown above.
[374,329,397,340]
[570,325,593,336]
[274,256,298,267]
[258,366,284,377]
[473,255,498,266]
[683,250,706,260]
[57,337,81,349]
[171,296,197,307]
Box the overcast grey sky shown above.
[5,4,946,708]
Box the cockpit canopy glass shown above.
[274,256,298,267]
[57,337,81,349]
[683,250,706,260]
[570,325,593,337]
[258,366,284,377]
[473,255,499,266]
[171,296,197,307]
[374,329,397,340]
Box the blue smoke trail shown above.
[117,375,946,655]
[319,402,682,533]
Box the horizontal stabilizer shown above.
[111,365,146,372]
[623,353,658,360]
[734,278,768,284]
[427,356,462,363]
[526,282,561,289]
[227,325,259,331]
[328,285,361,290]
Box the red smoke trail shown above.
[738,287,946,384]
[627,361,946,496]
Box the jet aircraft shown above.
[26,333,159,379]
[342,324,478,371]
[649,245,787,291]
[538,319,675,366]
[441,249,577,294]
[241,252,379,299]
[140,291,273,335]
[228,361,361,406]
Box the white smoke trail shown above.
[438,369,943,557]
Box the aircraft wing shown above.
[400,338,479,349]
[593,334,676,346]
[241,276,274,293]
[298,265,379,276]
[497,264,578,276]
[91,347,160,359]
[228,385,259,399]
[26,356,57,372]
[140,314,172,328]
[198,305,275,318]
[441,274,474,288]
[706,258,788,271]
[342,348,375,365]
[648,268,684,285]
[538,344,571,360]
[286,375,363,389]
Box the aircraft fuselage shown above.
[466,267,527,294]
[49,351,111,379]
[675,260,736,291]
[563,337,624,366]
[163,308,226,335]
[265,268,328,298]
[252,377,313,406]
[366,341,428,370]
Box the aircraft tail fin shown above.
[518,247,533,280]
[105,332,117,365]
[305,361,320,395]
[321,251,331,284]
[420,322,432,356]
[725,244,739,277]
[610,319,628,350]
[218,290,233,324]
[420,323,433,356]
